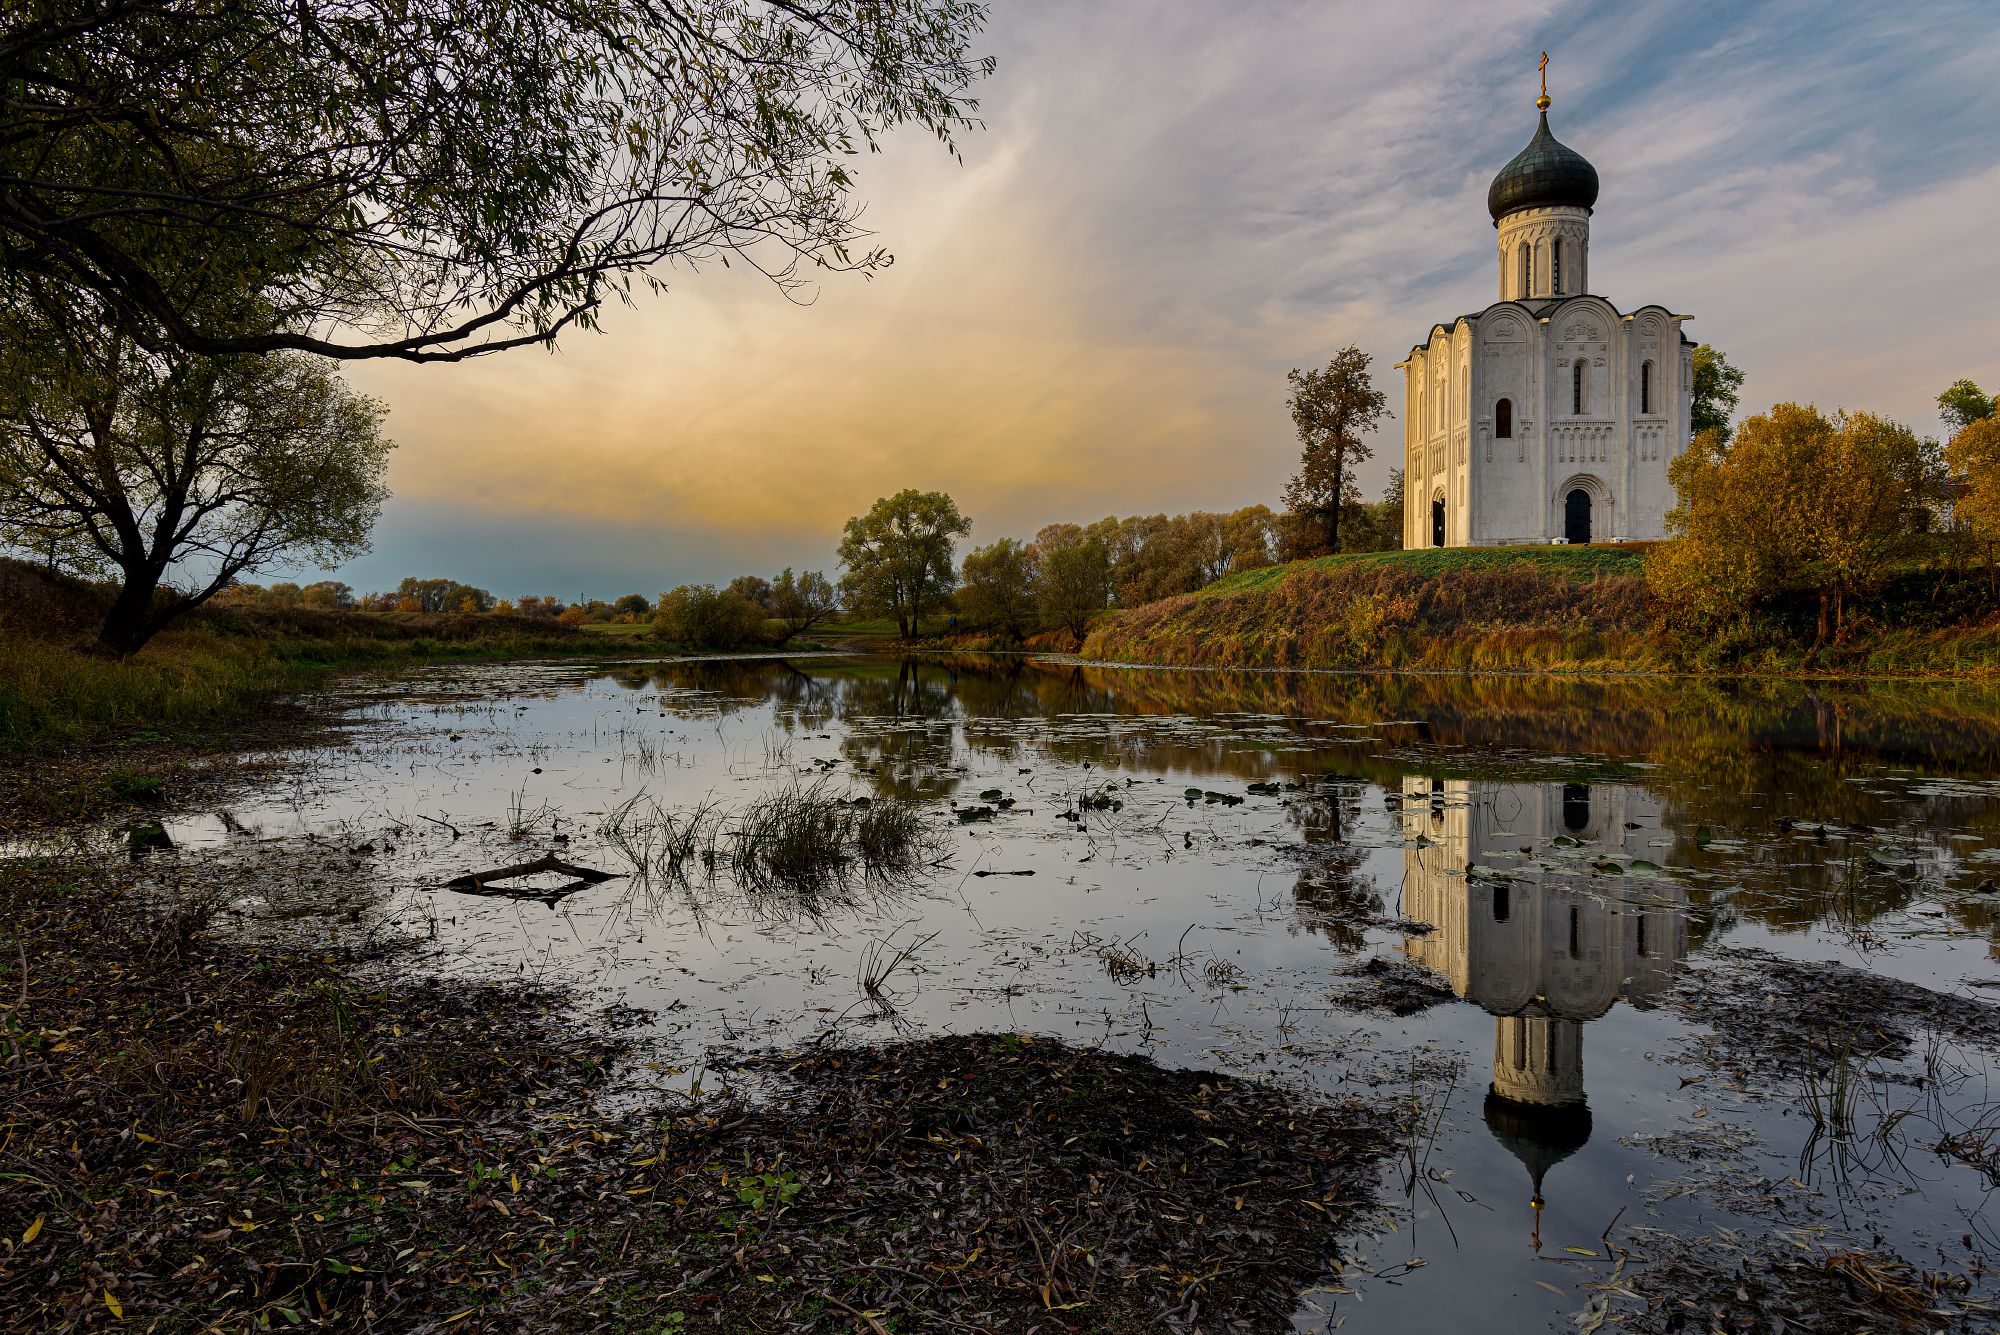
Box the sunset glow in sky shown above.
[306,0,2000,601]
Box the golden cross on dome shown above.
[1537,52,1552,111]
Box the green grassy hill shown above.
[1079,543,2000,678]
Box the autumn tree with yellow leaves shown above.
[1942,381,2000,589]
[1646,403,1935,650]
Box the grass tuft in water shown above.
[730,781,856,892]
[597,794,724,886]
[852,795,945,877]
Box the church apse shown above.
[1394,777,1686,1219]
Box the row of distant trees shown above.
[216,577,659,623]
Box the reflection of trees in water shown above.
[1285,781,1383,951]
[1070,665,2000,770]
[573,656,2000,952]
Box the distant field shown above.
[580,622,653,638]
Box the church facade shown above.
[1398,89,1695,547]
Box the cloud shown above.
[300,0,2000,596]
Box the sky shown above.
[297,0,2000,601]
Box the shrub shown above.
[652,585,767,648]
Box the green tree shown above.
[770,569,839,644]
[1690,345,1746,443]
[1039,536,1113,639]
[837,490,971,638]
[1940,380,1996,435]
[1,1,994,362]
[300,580,355,609]
[1280,347,1390,556]
[1335,472,1406,553]
[957,539,1039,639]
[726,575,775,613]
[1945,414,2000,589]
[0,299,392,655]
[1220,504,1279,573]
[613,593,652,617]
[397,577,491,613]
[652,585,766,649]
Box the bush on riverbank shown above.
[1080,544,2000,677]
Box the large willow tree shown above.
[0,282,393,654]
[0,0,994,362]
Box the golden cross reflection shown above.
[1396,777,1688,1248]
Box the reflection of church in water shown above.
[1397,779,1686,1218]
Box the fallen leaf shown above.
[21,1217,42,1246]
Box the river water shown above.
[134,655,2000,1332]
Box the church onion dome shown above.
[1487,110,1599,223]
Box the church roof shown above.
[1488,111,1599,222]
[1397,297,1680,363]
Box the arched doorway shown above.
[1562,783,1590,832]
[1431,497,1446,547]
[1564,490,1591,545]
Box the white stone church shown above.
[1398,89,1695,547]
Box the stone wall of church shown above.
[1400,297,1691,548]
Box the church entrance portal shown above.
[1431,498,1446,547]
[1564,489,1591,545]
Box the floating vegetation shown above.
[1076,929,1156,982]
[1609,1226,1990,1334]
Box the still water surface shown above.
[145,656,2000,1332]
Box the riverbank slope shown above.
[0,559,633,753]
[1078,545,2000,677]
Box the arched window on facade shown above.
[1495,398,1513,438]
[1493,883,1511,923]
[1641,360,1653,415]
[1518,243,1530,299]
[1551,237,1562,295]
[1572,361,1583,415]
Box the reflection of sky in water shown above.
[143,658,2000,1334]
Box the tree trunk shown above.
[1812,592,1833,651]
[1327,458,1343,554]
[98,563,169,657]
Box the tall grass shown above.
[1080,545,2000,679]
[0,621,313,749]
[1083,556,1650,673]
[0,607,624,753]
